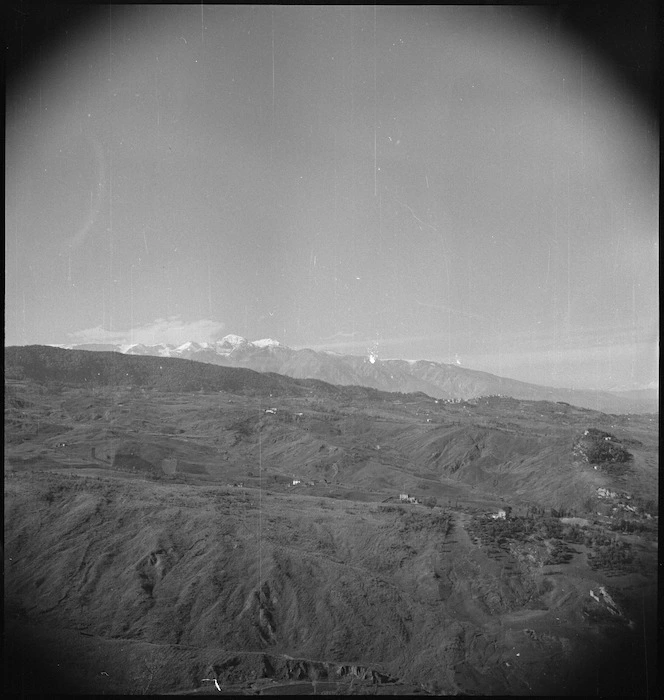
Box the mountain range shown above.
[50,335,657,414]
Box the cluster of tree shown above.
[579,428,632,465]
[549,506,576,518]
[583,530,614,548]
[632,495,658,516]
[587,538,635,574]
[466,514,534,547]
[398,509,451,535]
[608,518,656,535]
[524,505,580,519]
[581,495,597,514]
[230,416,257,438]
[560,523,585,543]
[544,538,573,565]
[466,514,586,558]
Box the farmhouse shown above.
[399,493,419,504]
[491,506,512,520]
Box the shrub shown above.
[544,539,572,564]
[587,538,635,573]
[581,496,596,513]
[561,524,585,544]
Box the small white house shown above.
[399,493,419,504]
[491,507,511,520]
[292,479,301,486]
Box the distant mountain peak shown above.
[218,334,250,347]
[175,341,202,352]
[253,338,281,348]
[40,334,658,414]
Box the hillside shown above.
[4,347,659,695]
[5,345,416,406]
[5,345,305,397]
[50,338,658,414]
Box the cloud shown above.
[68,317,226,346]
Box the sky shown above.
[5,5,658,391]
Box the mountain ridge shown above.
[33,336,659,414]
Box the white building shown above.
[399,493,419,504]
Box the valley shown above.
[4,347,659,695]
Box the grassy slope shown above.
[5,469,656,696]
[6,377,657,513]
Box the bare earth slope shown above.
[4,347,659,695]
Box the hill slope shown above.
[49,338,658,414]
[4,347,658,695]
[5,346,658,513]
[5,469,657,696]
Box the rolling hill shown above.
[4,345,659,695]
[51,337,658,414]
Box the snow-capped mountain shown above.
[51,335,658,414]
[216,334,250,348]
[57,335,250,355]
